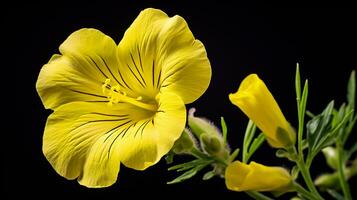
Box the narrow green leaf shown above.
[221,117,228,146]
[347,140,357,161]
[342,113,357,145]
[307,101,334,154]
[229,148,240,163]
[347,70,356,110]
[331,104,347,129]
[246,133,265,162]
[301,139,308,150]
[327,189,345,200]
[202,170,215,180]
[300,80,309,115]
[295,63,301,102]
[168,159,210,171]
[167,168,199,184]
[243,120,256,163]
[323,110,353,146]
[298,79,308,155]
[167,164,207,184]
[308,106,353,159]
[306,110,316,118]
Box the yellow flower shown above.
[229,74,295,148]
[36,8,211,188]
[225,161,292,192]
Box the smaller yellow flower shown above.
[229,74,295,148]
[225,161,292,192]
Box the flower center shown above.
[102,79,158,111]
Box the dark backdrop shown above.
[7,2,357,199]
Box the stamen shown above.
[102,78,111,94]
[101,79,157,111]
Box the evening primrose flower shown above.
[229,74,295,148]
[225,161,292,192]
[36,8,211,188]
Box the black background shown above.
[7,2,357,199]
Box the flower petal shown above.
[79,92,186,186]
[43,92,185,188]
[36,28,123,109]
[117,8,211,103]
[43,102,133,183]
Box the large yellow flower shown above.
[229,74,295,148]
[36,8,211,188]
[225,161,292,192]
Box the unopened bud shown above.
[322,147,338,170]
[188,108,221,138]
[172,128,195,154]
[314,173,340,190]
[200,133,222,155]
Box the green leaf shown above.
[342,113,357,145]
[168,159,210,171]
[307,101,334,157]
[228,148,240,163]
[347,142,357,161]
[306,110,316,118]
[221,117,228,146]
[307,100,354,159]
[301,139,308,150]
[202,170,215,180]
[167,159,212,184]
[300,80,309,120]
[327,189,345,200]
[295,63,301,101]
[246,133,265,162]
[243,120,256,163]
[167,165,203,184]
[347,70,355,110]
[298,80,308,152]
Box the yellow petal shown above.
[117,8,211,103]
[225,161,292,192]
[43,92,185,188]
[43,102,130,183]
[36,28,123,109]
[119,92,186,169]
[79,92,185,187]
[229,74,295,148]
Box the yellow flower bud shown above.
[229,74,296,148]
[225,161,292,192]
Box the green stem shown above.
[293,182,318,200]
[295,157,324,200]
[245,191,273,200]
[336,142,352,200]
